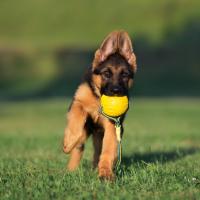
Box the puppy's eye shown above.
[102,71,112,78]
[122,72,129,78]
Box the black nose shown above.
[112,86,121,94]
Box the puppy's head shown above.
[91,31,137,97]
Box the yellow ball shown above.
[100,95,129,117]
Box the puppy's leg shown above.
[67,128,88,171]
[98,120,117,180]
[63,102,87,154]
[92,130,103,168]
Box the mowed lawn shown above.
[0,98,200,200]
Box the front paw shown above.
[63,137,74,154]
[63,129,79,154]
[98,167,115,181]
[63,144,71,154]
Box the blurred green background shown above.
[0,0,200,99]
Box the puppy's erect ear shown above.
[92,31,118,70]
[118,31,137,73]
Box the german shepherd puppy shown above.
[63,31,137,180]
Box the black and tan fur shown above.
[63,31,137,180]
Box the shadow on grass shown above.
[122,147,200,167]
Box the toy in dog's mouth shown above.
[100,95,129,117]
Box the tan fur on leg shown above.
[67,144,85,171]
[67,128,88,171]
[63,102,87,153]
[98,119,118,180]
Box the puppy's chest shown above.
[84,100,102,123]
[80,97,103,124]
[75,83,104,124]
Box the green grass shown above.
[0,98,200,199]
